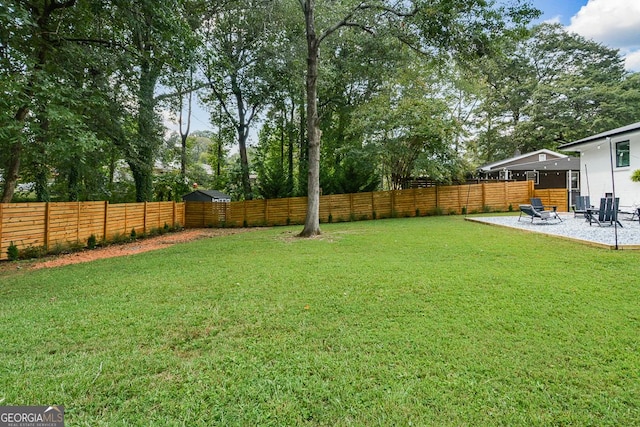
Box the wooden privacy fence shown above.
[0,201,185,260]
[185,180,556,228]
[0,182,568,260]
[533,188,568,211]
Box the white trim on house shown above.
[479,149,567,172]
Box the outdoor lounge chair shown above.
[530,197,555,213]
[572,196,592,218]
[590,197,623,228]
[518,204,562,223]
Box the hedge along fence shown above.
[185,180,542,228]
[0,201,185,260]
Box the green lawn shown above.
[1,216,639,426]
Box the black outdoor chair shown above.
[572,196,592,218]
[589,197,623,228]
[518,204,562,223]
[530,197,557,214]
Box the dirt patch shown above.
[0,228,256,273]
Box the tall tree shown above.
[200,0,280,200]
[0,0,78,202]
[472,23,633,164]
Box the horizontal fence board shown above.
[182,182,533,228]
[2,182,535,260]
[0,201,184,260]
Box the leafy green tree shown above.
[471,23,635,164]
[200,0,283,200]
[0,0,80,202]
[297,0,539,236]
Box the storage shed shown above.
[182,189,231,202]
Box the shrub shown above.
[87,234,97,249]
[461,206,467,215]
[130,228,137,240]
[415,208,421,217]
[7,242,19,261]
[20,245,46,260]
[328,214,333,223]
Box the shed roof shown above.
[182,189,231,201]
[559,121,640,150]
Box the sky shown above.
[532,0,640,71]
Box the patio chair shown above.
[572,196,591,218]
[530,197,558,214]
[518,204,562,223]
[590,197,623,228]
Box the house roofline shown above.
[479,149,567,172]
[559,121,640,150]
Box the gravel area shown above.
[467,212,640,249]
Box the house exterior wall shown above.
[577,129,640,206]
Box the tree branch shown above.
[319,2,418,44]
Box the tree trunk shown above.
[1,105,29,202]
[300,0,321,237]
[1,139,23,203]
[232,74,253,200]
[130,56,160,202]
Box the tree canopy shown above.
[2,0,639,232]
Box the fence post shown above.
[390,190,395,217]
[44,202,50,249]
[350,193,354,219]
[413,188,417,215]
[482,183,487,209]
[76,202,81,243]
[172,201,176,227]
[103,201,109,241]
[371,192,375,219]
[143,201,148,234]
[0,203,4,258]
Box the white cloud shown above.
[566,0,640,71]
[624,50,640,72]
[542,15,562,25]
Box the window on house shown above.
[538,154,547,161]
[616,141,630,167]
[525,171,539,185]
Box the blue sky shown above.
[531,0,640,71]
[532,0,587,25]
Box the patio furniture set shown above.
[519,196,638,227]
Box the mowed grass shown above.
[1,216,639,426]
